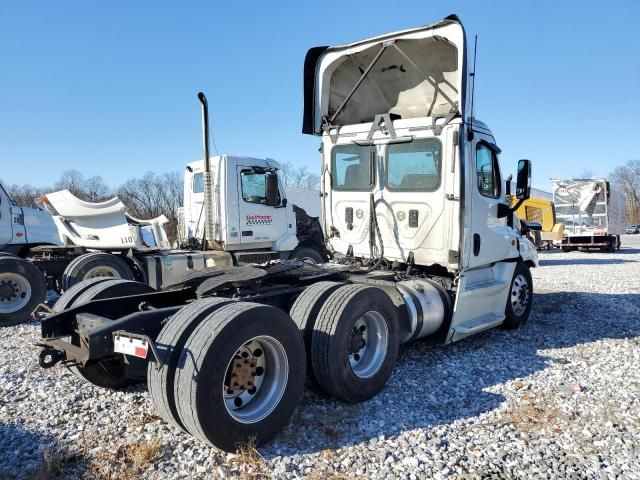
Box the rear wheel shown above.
[148,297,233,431]
[174,302,305,452]
[64,279,155,388]
[62,252,134,290]
[0,257,46,326]
[290,246,325,264]
[311,284,399,403]
[503,262,533,330]
[290,281,343,390]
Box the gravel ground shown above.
[1,236,639,479]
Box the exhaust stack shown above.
[197,92,216,251]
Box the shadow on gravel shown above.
[265,290,640,456]
[0,423,82,479]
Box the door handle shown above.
[473,233,481,256]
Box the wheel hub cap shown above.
[348,311,389,379]
[0,273,32,314]
[511,273,530,316]
[222,336,288,424]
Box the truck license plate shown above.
[113,334,149,359]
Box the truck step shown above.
[461,279,509,297]
[455,313,505,335]
[235,251,280,265]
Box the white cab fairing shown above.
[36,190,169,251]
[303,15,468,135]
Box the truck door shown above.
[465,137,510,269]
[236,167,287,247]
[325,143,375,257]
[0,185,14,244]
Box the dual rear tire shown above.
[148,300,306,452]
[291,283,400,403]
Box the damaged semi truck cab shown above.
[304,14,538,343]
[36,15,538,452]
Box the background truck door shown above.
[465,137,510,269]
[0,186,14,244]
[236,167,287,246]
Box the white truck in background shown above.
[180,157,326,264]
[1,156,326,325]
[552,178,625,251]
[0,184,233,325]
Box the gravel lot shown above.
[1,236,639,479]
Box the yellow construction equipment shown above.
[510,196,564,248]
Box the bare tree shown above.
[272,160,320,189]
[610,159,640,223]
[54,170,87,198]
[117,172,183,242]
[84,175,110,202]
[2,183,44,207]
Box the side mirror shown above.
[265,172,279,207]
[516,159,531,200]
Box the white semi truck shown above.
[180,157,326,263]
[36,15,539,453]
[552,178,625,251]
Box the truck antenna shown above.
[468,35,478,140]
[198,92,216,251]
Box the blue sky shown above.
[1,1,638,191]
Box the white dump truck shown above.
[180,157,326,263]
[36,15,538,452]
[552,178,625,251]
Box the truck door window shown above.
[476,144,501,198]
[385,138,442,191]
[331,144,373,191]
[193,173,204,193]
[241,171,279,205]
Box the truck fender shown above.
[272,231,299,253]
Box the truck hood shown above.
[302,14,468,134]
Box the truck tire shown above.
[289,281,343,390]
[65,279,155,388]
[502,263,533,330]
[62,252,135,290]
[0,256,47,326]
[290,246,325,264]
[311,284,399,403]
[148,297,233,432]
[52,277,112,312]
[174,302,305,452]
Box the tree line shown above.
[2,162,321,243]
[3,170,183,242]
[610,160,640,224]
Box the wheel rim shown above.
[510,273,530,316]
[348,311,389,378]
[84,266,120,280]
[0,273,32,314]
[222,336,288,424]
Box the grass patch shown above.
[88,437,163,480]
[228,438,271,480]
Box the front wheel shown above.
[290,246,325,264]
[502,263,533,330]
[0,257,46,326]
